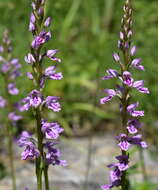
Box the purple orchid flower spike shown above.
[18,0,66,189]
[0,30,22,190]
[100,0,149,189]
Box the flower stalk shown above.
[0,30,22,190]
[18,1,66,190]
[100,0,149,189]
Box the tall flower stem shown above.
[1,37,18,190]
[100,0,149,189]
[18,1,66,190]
[7,125,16,190]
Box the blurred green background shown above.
[0,0,158,143]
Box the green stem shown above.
[35,108,43,190]
[44,165,50,190]
[7,125,16,190]
[3,75,16,190]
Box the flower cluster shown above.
[18,1,66,188]
[100,0,149,189]
[0,30,22,122]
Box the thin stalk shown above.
[120,50,130,190]
[35,107,43,190]
[3,75,16,190]
[7,124,16,190]
[44,165,49,190]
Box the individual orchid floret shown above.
[31,30,51,49]
[133,80,149,94]
[102,69,118,80]
[8,112,22,121]
[46,50,61,62]
[100,89,116,104]
[21,143,40,160]
[130,45,137,56]
[122,71,133,87]
[1,62,10,73]
[22,90,42,110]
[18,131,40,160]
[115,155,129,171]
[44,66,63,80]
[8,83,19,95]
[45,142,67,166]
[18,131,32,147]
[117,134,131,151]
[0,96,6,108]
[45,96,61,112]
[129,134,148,148]
[44,17,52,27]
[131,58,144,71]
[29,13,36,31]
[26,72,34,80]
[41,119,64,139]
[127,119,141,134]
[127,102,144,117]
[112,53,120,62]
[24,53,36,64]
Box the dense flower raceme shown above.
[0,30,22,122]
[100,0,149,189]
[18,1,66,189]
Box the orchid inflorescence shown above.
[100,0,149,189]
[17,0,66,189]
[0,30,22,190]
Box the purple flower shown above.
[1,62,10,73]
[8,83,19,95]
[116,155,129,171]
[18,131,40,160]
[128,134,148,148]
[127,119,141,134]
[44,66,63,80]
[112,53,120,62]
[10,70,21,79]
[130,46,137,56]
[46,50,61,63]
[31,31,51,49]
[21,143,40,160]
[45,142,67,166]
[122,71,133,87]
[127,102,144,117]
[131,58,144,71]
[8,112,22,121]
[24,53,36,64]
[26,72,34,80]
[133,80,149,94]
[29,13,36,31]
[100,89,116,104]
[18,131,32,147]
[102,69,118,80]
[22,90,42,110]
[44,17,52,27]
[10,58,21,68]
[0,96,6,108]
[117,134,131,151]
[45,96,61,112]
[41,119,64,139]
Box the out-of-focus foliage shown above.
[0,0,158,140]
